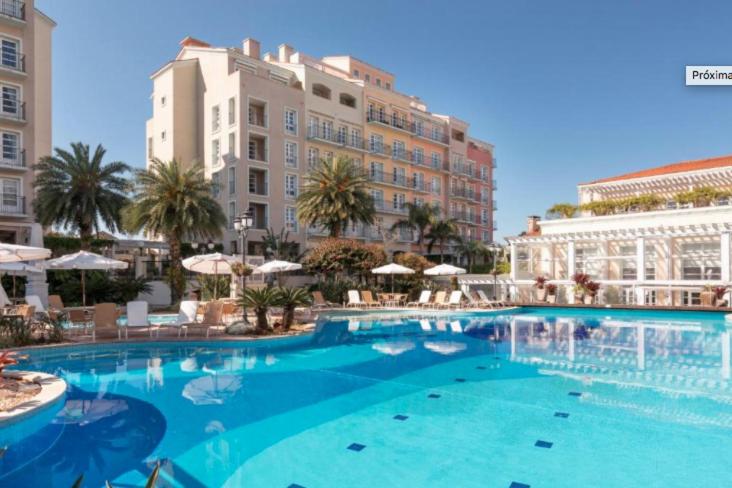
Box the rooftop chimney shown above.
[263,52,275,63]
[527,215,541,236]
[243,38,260,59]
[278,43,294,63]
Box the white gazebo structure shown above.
[506,155,732,306]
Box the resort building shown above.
[0,1,54,297]
[507,155,732,306]
[146,37,496,256]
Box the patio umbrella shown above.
[424,263,466,276]
[371,263,415,292]
[252,260,303,274]
[182,374,242,405]
[182,252,238,299]
[44,251,128,306]
[0,243,51,263]
[0,262,42,299]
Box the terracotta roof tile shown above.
[581,154,732,185]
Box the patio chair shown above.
[48,294,65,311]
[478,290,505,308]
[157,300,199,337]
[346,290,363,308]
[312,291,336,309]
[360,290,381,308]
[181,301,224,338]
[92,303,123,341]
[66,308,91,336]
[221,301,239,323]
[428,290,447,309]
[125,301,154,337]
[407,290,431,308]
[467,291,493,309]
[440,290,464,309]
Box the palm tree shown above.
[426,219,458,263]
[34,142,131,249]
[297,156,375,238]
[276,287,312,330]
[391,202,438,254]
[123,158,226,302]
[239,287,280,332]
[454,237,488,273]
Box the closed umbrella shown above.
[182,253,238,299]
[44,251,128,306]
[371,263,415,293]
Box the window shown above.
[211,172,220,198]
[364,73,371,82]
[369,134,383,153]
[312,83,331,99]
[307,147,319,168]
[481,208,489,225]
[285,174,298,199]
[160,95,166,107]
[212,105,221,132]
[376,78,381,87]
[413,147,424,165]
[480,165,488,180]
[284,108,297,135]
[371,189,384,208]
[161,131,166,142]
[681,241,721,280]
[337,126,347,144]
[147,137,153,160]
[212,139,220,165]
[482,230,489,242]
[228,97,236,125]
[321,120,333,141]
[249,168,268,196]
[393,167,406,186]
[1,38,19,70]
[1,178,20,210]
[393,193,405,210]
[248,134,267,162]
[285,141,298,168]
[248,99,267,127]
[350,128,361,148]
[431,176,441,195]
[339,93,356,108]
[228,167,236,195]
[432,126,443,142]
[228,132,236,156]
[228,201,236,229]
[1,84,18,115]
[413,172,424,191]
[575,246,600,278]
[353,69,359,78]
[370,161,384,181]
[431,152,441,170]
[285,206,298,232]
[414,120,424,136]
[392,140,405,159]
[1,131,18,164]
[451,129,465,142]
[385,82,391,90]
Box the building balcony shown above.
[373,198,408,215]
[369,170,412,189]
[0,0,24,24]
[391,148,412,163]
[451,163,479,180]
[307,126,367,151]
[0,194,25,216]
[492,179,497,191]
[450,211,480,225]
[0,102,25,124]
[367,141,391,157]
[0,148,24,170]
[367,109,449,144]
[450,187,477,201]
[0,54,25,77]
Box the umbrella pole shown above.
[82,270,86,307]
[12,273,16,300]
[392,275,395,293]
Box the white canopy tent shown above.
[44,251,128,306]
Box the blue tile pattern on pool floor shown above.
[347,443,366,452]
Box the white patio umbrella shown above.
[424,263,466,276]
[44,251,128,306]
[371,263,415,292]
[182,252,239,299]
[182,374,242,405]
[0,243,51,263]
[252,260,303,274]
[0,262,42,299]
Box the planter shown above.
[700,291,715,307]
[574,294,584,304]
[583,295,594,305]
[715,298,728,308]
[535,288,547,302]
[547,295,557,304]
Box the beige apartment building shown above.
[146,37,496,257]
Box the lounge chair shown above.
[65,308,90,336]
[125,301,154,337]
[312,291,335,309]
[92,303,123,341]
[360,290,381,308]
[158,300,199,337]
[439,290,464,309]
[48,294,65,311]
[428,290,447,309]
[25,295,45,314]
[346,290,363,308]
[407,290,431,308]
[180,301,224,338]
[221,301,239,323]
[478,290,506,308]
[467,291,493,309]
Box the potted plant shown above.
[701,285,716,307]
[545,283,558,304]
[534,276,548,302]
[714,286,728,307]
[584,281,600,305]
[572,273,590,303]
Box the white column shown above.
[635,237,645,305]
[567,241,576,304]
[721,232,730,282]
[509,243,517,280]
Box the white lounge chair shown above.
[407,290,431,308]
[346,290,363,308]
[440,290,464,309]
[126,301,154,337]
[478,290,505,308]
[25,294,45,314]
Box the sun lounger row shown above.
[338,289,509,309]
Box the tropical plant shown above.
[391,202,439,254]
[714,286,728,300]
[198,274,230,300]
[620,194,663,212]
[123,159,226,303]
[0,350,24,372]
[426,219,458,263]
[296,156,375,237]
[546,203,578,219]
[584,281,601,297]
[393,252,435,298]
[491,260,511,276]
[302,238,386,281]
[675,186,729,207]
[262,227,300,260]
[454,237,488,273]
[310,276,360,304]
[545,283,558,296]
[239,287,280,332]
[34,142,131,250]
[48,272,152,306]
[579,200,618,216]
[276,287,312,330]
[534,276,547,289]
[231,262,253,278]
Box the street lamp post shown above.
[234,209,254,324]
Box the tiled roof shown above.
[581,154,732,185]
[179,36,210,48]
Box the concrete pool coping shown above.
[0,371,66,427]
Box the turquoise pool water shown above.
[2,307,732,487]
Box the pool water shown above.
[2,307,732,487]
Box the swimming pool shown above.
[2,307,731,487]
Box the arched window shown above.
[339,93,356,108]
[312,83,331,100]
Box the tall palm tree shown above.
[426,219,458,263]
[391,202,438,254]
[123,158,226,302]
[34,142,131,249]
[297,156,375,238]
[454,237,488,273]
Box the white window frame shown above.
[0,36,20,72]
[211,104,221,133]
[284,107,298,135]
[211,138,221,167]
[285,140,298,168]
[285,173,298,200]
[247,131,269,163]
[0,130,20,166]
[228,97,236,125]
[247,96,269,129]
[285,206,298,232]
[228,166,236,195]
[248,167,269,197]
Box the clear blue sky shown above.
[37,0,732,240]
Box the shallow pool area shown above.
[2,307,732,487]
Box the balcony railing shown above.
[0,0,24,21]
[0,194,24,214]
[373,199,408,215]
[0,148,24,168]
[492,179,497,191]
[367,141,392,157]
[308,125,366,151]
[367,109,449,144]
[450,187,477,201]
[0,101,25,122]
[391,147,412,163]
[450,211,480,224]
[0,53,24,73]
